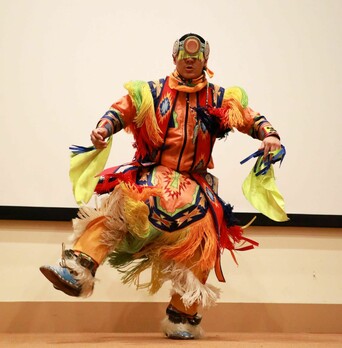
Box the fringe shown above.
[118,257,153,290]
[120,182,163,239]
[110,212,218,295]
[161,317,204,339]
[100,187,128,250]
[166,263,221,309]
[70,199,105,243]
[218,86,254,132]
[70,189,126,252]
[124,80,163,146]
[113,251,174,296]
[224,86,249,108]
[111,254,221,308]
[71,182,161,253]
[159,213,218,273]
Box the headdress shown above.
[172,33,210,61]
[172,33,213,77]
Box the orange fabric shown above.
[149,165,202,214]
[107,77,224,172]
[158,91,215,171]
[169,71,208,93]
[159,93,200,171]
[73,217,109,265]
[159,211,218,273]
[109,94,137,129]
[88,77,261,284]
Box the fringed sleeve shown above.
[193,86,254,138]
[222,86,280,140]
[221,86,254,132]
[96,95,137,136]
[124,80,163,160]
[95,80,165,161]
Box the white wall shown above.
[1,220,341,305]
[1,0,342,215]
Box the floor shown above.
[1,333,342,347]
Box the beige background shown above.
[1,0,341,214]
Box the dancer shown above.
[40,33,283,339]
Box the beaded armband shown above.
[96,119,113,137]
[250,115,280,140]
[96,109,125,137]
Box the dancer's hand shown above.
[259,136,281,160]
[90,127,108,149]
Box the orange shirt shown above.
[101,77,278,173]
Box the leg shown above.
[162,261,218,340]
[40,218,110,297]
[40,183,158,297]
[40,184,137,297]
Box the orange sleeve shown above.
[96,95,137,136]
[109,94,137,128]
[234,106,260,135]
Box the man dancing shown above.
[41,33,282,339]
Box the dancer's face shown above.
[174,56,207,80]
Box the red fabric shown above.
[95,164,139,195]
[191,172,259,282]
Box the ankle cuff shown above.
[166,305,202,326]
[64,249,97,276]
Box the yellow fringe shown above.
[115,191,218,295]
[222,86,251,129]
[124,198,150,238]
[224,86,248,107]
[124,81,163,146]
[120,182,163,239]
[119,212,218,295]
